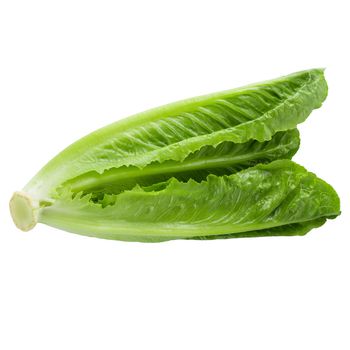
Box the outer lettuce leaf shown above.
[39,160,340,242]
[24,69,327,199]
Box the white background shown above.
[0,1,349,349]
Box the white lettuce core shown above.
[9,191,38,231]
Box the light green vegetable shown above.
[10,69,339,241]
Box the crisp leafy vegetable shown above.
[9,69,340,241]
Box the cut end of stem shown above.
[9,191,38,231]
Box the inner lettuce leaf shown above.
[65,129,300,198]
[24,69,327,200]
[38,160,340,242]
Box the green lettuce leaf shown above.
[24,69,327,199]
[37,160,340,242]
[66,129,300,197]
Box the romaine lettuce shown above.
[10,69,339,241]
